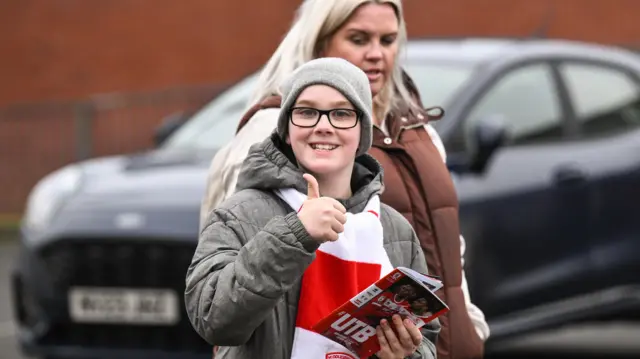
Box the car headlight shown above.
[23,165,82,231]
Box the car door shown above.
[448,62,598,323]
[557,61,640,294]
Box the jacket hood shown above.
[236,132,384,212]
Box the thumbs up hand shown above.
[297,173,347,243]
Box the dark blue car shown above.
[11,38,640,359]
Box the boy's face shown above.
[287,85,360,179]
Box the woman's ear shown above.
[286,134,291,145]
[315,39,327,58]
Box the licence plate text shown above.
[69,287,179,325]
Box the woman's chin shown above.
[369,79,385,98]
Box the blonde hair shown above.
[249,0,418,120]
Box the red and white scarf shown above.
[275,188,394,359]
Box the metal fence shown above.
[0,84,226,215]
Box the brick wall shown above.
[0,86,222,214]
[2,0,638,106]
[0,0,638,214]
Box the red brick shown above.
[0,0,638,214]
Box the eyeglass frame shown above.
[288,106,362,129]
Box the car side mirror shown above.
[154,112,189,147]
[469,114,509,173]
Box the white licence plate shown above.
[68,287,180,325]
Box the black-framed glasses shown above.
[289,107,361,129]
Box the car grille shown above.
[38,239,211,353]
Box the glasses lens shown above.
[291,108,319,127]
[329,109,358,128]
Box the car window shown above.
[463,63,563,149]
[559,63,640,138]
[403,62,476,108]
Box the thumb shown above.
[303,173,320,199]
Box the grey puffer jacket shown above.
[185,133,440,359]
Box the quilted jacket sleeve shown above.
[186,203,319,346]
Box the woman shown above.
[199,1,489,358]
[186,57,439,359]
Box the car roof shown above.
[406,38,516,63]
[405,37,640,70]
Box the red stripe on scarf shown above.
[295,250,382,330]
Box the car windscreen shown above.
[161,73,258,151]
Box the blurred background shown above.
[1,0,639,358]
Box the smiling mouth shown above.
[310,144,338,151]
[365,70,382,79]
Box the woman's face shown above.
[287,85,361,178]
[321,3,399,98]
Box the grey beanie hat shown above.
[277,57,373,156]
